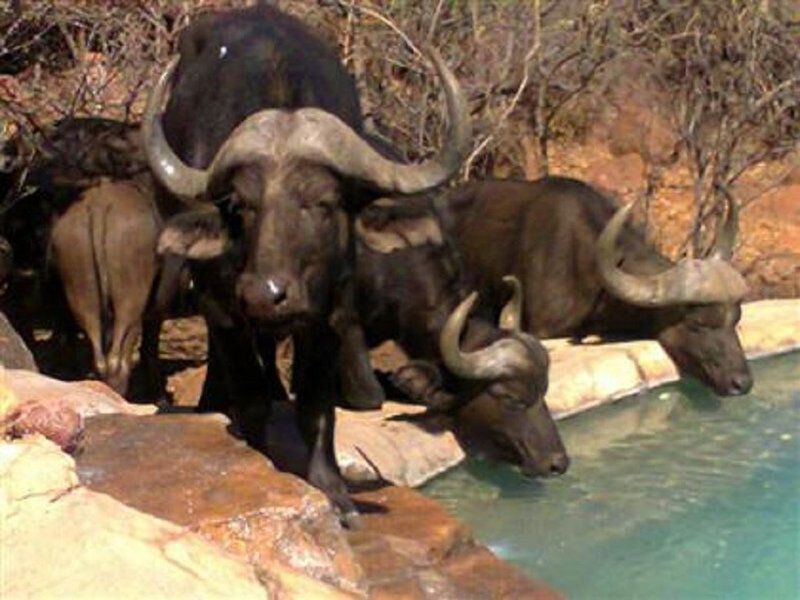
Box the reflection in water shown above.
[425,353,800,600]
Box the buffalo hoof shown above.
[339,508,362,530]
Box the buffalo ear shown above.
[158,208,229,260]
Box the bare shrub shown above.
[626,0,800,258]
[0,1,248,151]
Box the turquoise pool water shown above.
[425,352,800,599]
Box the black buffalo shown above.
[142,4,470,520]
[441,177,752,396]
[341,198,569,476]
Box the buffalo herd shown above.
[0,4,753,522]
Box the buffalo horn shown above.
[204,47,470,196]
[498,275,523,332]
[142,56,209,200]
[440,291,534,380]
[596,203,748,306]
[145,47,469,200]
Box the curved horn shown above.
[710,193,737,261]
[597,203,748,306]
[499,275,523,332]
[440,291,534,380]
[205,46,471,196]
[142,56,209,200]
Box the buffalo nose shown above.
[729,373,753,395]
[548,452,570,476]
[265,277,288,306]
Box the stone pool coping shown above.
[546,299,800,419]
[334,298,800,486]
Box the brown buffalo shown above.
[1,117,156,384]
[50,178,161,397]
[441,177,752,396]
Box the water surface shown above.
[425,352,800,599]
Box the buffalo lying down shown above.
[441,177,752,396]
[143,4,471,520]
[341,198,569,476]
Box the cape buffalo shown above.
[1,118,157,384]
[50,177,162,397]
[441,177,752,396]
[142,4,470,521]
[341,198,569,476]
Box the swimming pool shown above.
[425,352,800,599]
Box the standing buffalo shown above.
[50,177,162,397]
[341,198,569,476]
[1,117,158,386]
[142,4,470,520]
[441,177,752,396]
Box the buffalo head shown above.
[440,276,569,477]
[597,200,752,396]
[143,50,470,329]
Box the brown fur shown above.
[50,178,160,395]
[441,176,752,396]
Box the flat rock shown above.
[4,369,157,418]
[164,375,467,490]
[0,437,267,600]
[336,402,465,487]
[738,299,800,357]
[349,486,563,600]
[0,370,156,451]
[0,435,78,503]
[75,412,364,596]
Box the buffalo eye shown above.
[686,319,705,334]
[216,195,252,236]
[488,384,530,410]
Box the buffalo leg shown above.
[50,214,108,381]
[105,319,140,396]
[292,326,357,524]
[200,324,271,448]
[337,321,385,410]
[390,360,457,411]
[138,315,165,403]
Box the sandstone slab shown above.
[0,434,78,503]
[349,486,563,600]
[76,412,364,596]
[336,402,465,487]
[737,299,800,358]
[1,437,267,600]
[1,369,156,451]
[160,369,466,490]
[4,368,157,418]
